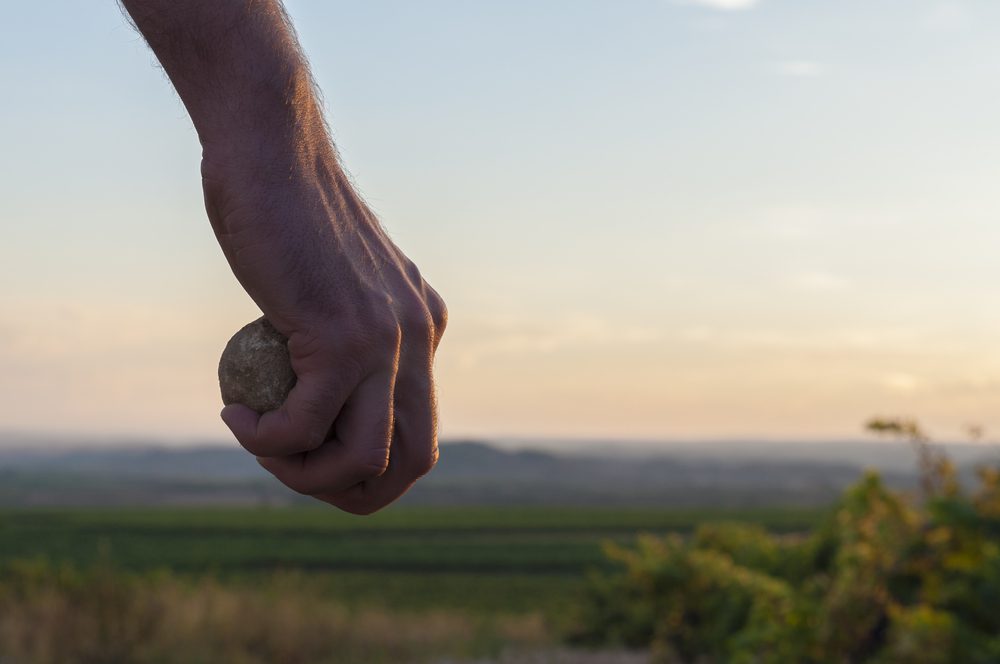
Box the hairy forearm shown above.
[121,0,330,163]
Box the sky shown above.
[3,0,1000,445]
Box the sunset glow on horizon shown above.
[4,1,1000,445]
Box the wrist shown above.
[195,72,328,166]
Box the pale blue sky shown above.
[3,1,1000,444]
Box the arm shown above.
[120,0,447,513]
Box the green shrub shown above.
[572,443,1000,663]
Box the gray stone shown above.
[218,317,297,413]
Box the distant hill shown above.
[0,434,996,508]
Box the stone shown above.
[218,317,297,413]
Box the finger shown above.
[320,364,438,515]
[221,368,358,457]
[422,281,448,351]
[255,371,396,496]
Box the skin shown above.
[120,0,447,514]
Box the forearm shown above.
[121,0,330,165]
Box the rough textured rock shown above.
[218,317,297,413]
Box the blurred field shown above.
[0,506,821,663]
[0,506,821,613]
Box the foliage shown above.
[865,417,959,498]
[571,421,1000,663]
[0,506,810,664]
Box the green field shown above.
[0,505,823,615]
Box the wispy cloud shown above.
[787,271,850,293]
[921,3,972,32]
[775,60,823,78]
[0,298,207,362]
[677,0,759,11]
[747,204,907,241]
[0,296,237,439]
[882,372,924,394]
[676,326,928,354]
[455,315,661,368]
[939,376,1000,396]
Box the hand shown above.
[118,0,445,513]
[203,137,446,514]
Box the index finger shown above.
[254,371,397,494]
[221,367,358,457]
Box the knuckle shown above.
[396,289,445,346]
[333,322,395,375]
[333,350,370,389]
[293,406,331,451]
[287,324,336,361]
[359,309,402,349]
[428,292,448,336]
[355,446,391,480]
[401,257,423,284]
[297,393,326,418]
[303,428,327,452]
[398,304,431,338]
[408,445,439,478]
[293,316,389,365]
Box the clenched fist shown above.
[121,0,447,513]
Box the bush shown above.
[571,436,1000,663]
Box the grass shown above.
[0,505,822,615]
[0,505,824,663]
[0,561,551,664]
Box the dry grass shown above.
[438,650,649,664]
[0,562,554,664]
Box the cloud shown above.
[746,204,907,241]
[787,272,850,293]
[882,372,924,394]
[0,295,238,440]
[921,3,972,32]
[678,0,759,10]
[455,315,661,368]
[676,326,927,354]
[775,60,823,78]
[938,376,1000,396]
[0,299,205,362]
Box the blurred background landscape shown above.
[2,430,999,662]
[0,435,997,509]
[6,0,1000,661]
